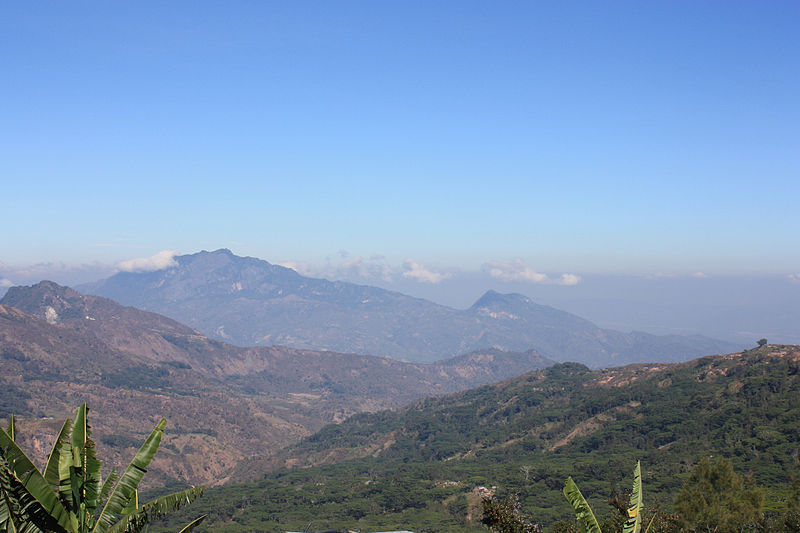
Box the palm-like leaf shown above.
[0,427,74,533]
[564,476,602,533]
[6,416,16,443]
[44,419,73,491]
[176,514,206,533]
[67,404,103,526]
[98,471,119,505]
[105,486,205,533]
[92,419,167,533]
[622,461,643,533]
[1,407,202,533]
[0,463,52,533]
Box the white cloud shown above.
[336,256,395,282]
[339,256,364,272]
[370,262,394,282]
[484,259,548,283]
[646,272,709,280]
[789,274,800,284]
[0,278,14,288]
[280,256,394,282]
[402,259,451,284]
[278,261,314,276]
[557,273,581,286]
[0,262,115,287]
[116,250,179,273]
[482,259,580,286]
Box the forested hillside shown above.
[154,345,800,532]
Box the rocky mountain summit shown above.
[80,249,740,366]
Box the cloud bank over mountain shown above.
[483,258,581,286]
[401,259,451,284]
[116,250,179,273]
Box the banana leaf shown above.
[6,416,16,443]
[122,490,138,516]
[58,432,78,514]
[0,427,73,532]
[622,461,642,533]
[82,438,103,520]
[176,514,206,533]
[44,419,73,491]
[104,486,205,533]
[564,476,602,533]
[69,404,103,522]
[98,471,119,505]
[0,463,53,533]
[0,463,21,533]
[91,420,166,533]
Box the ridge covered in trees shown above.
[152,345,800,532]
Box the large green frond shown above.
[0,464,23,533]
[44,419,73,491]
[99,471,119,505]
[70,404,103,520]
[0,463,54,533]
[71,405,88,469]
[82,437,103,518]
[122,490,138,516]
[564,476,602,533]
[622,461,643,533]
[176,514,206,533]
[92,419,167,533]
[104,486,205,533]
[57,432,78,516]
[6,416,16,443]
[0,428,73,533]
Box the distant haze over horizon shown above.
[1,249,797,347]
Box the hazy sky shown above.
[2,2,799,281]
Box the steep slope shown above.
[0,283,555,487]
[78,249,740,366]
[155,345,800,532]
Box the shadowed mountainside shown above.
[0,281,554,487]
[77,249,741,366]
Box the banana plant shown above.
[563,475,602,533]
[0,404,204,533]
[564,461,652,533]
[622,461,642,533]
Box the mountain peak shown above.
[1,280,87,323]
[470,290,533,310]
[77,251,742,365]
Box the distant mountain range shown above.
[0,281,553,486]
[79,249,741,366]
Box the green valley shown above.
[153,345,800,532]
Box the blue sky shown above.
[2,3,799,291]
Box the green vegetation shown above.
[482,494,539,533]
[0,404,204,533]
[562,462,645,533]
[152,349,800,532]
[673,457,763,532]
